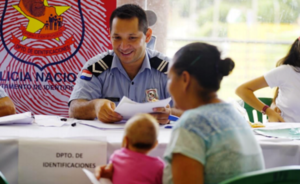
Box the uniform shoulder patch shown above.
[87,55,113,77]
[150,57,168,74]
[80,69,93,81]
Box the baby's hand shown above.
[95,163,113,180]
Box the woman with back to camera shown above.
[163,42,264,184]
[236,38,300,122]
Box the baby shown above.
[96,113,164,184]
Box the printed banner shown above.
[0,0,116,116]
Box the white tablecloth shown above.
[0,123,171,184]
[1,122,300,184]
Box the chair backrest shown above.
[0,172,9,184]
[244,97,273,123]
[220,166,300,184]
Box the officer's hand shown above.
[151,105,171,125]
[94,99,122,123]
[95,163,113,180]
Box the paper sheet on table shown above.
[34,115,72,127]
[78,119,126,130]
[115,96,172,120]
[83,169,112,184]
[255,123,300,130]
[254,123,300,140]
[0,112,33,125]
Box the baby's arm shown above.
[94,163,113,180]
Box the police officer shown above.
[69,4,179,124]
[0,87,16,117]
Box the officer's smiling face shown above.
[110,17,151,65]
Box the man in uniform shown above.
[0,87,16,117]
[69,4,179,124]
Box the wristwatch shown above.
[261,105,269,115]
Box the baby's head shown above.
[122,113,159,153]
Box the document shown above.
[0,111,33,125]
[78,119,126,130]
[83,168,112,184]
[115,96,172,120]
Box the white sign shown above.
[19,137,107,184]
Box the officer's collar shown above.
[111,51,151,74]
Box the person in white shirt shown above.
[236,38,300,122]
[0,87,16,117]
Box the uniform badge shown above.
[146,89,159,102]
[80,69,92,81]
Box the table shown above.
[1,122,300,184]
[0,123,171,184]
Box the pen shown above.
[168,115,179,121]
[164,125,173,129]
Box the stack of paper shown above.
[115,96,172,120]
[0,112,33,125]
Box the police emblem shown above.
[146,89,159,102]
[0,0,116,116]
[1,0,82,70]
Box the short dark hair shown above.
[109,4,148,34]
[172,42,235,94]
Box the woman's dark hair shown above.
[109,4,148,34]
[172,42,235,93]
[276,38,300,68]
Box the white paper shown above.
[115,96,172,119]
[78,120,126,130]
[34,115,73,127]
[83,169,112,184]
[0,111,33,125]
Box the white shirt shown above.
[264,65,300,122]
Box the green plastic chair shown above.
[220,166,300,184]
[244,97,273,123]
[0,172,9,184]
